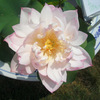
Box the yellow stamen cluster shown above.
[45,39,54,51]
[36,29,65,58]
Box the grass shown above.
[0,51,100,100]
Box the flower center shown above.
[44,39,56,56]
[35,29,66,58]
[45,39,54,51]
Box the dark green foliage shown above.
[80,40,87,48]
[85,33,95,59]
[0,0,31,37]
[63,71,78,84]
[0,37,14,62]
[28,0,43,12]
[38,0,59,6]
[38,0,66,6]
[63,2,76,11]
[75,0,81,8]
[79,18,95,59]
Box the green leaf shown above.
[75,0,81,8]
[79,18,95,59]
[38,0,45,5]
[79,18,88,33]
[0,16,8,32]
[28,0,43,12]
[1,15,19,38]
[38,0,59,6]
[63,2,76,11]
[0,0,31,15]
[80,40,87,48]
[63,71,77,84]
[0,0,31,37]
[47,1,59,6]
[0,37,1,44]
[84,33,95,59]
[0,38,14,62]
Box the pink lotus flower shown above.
[4,4,92,93]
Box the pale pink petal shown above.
[65,63,71,71]
[72,54,87,61]
[17,44,32,54]
[9,33,25,46]
[30,51,48,70]
[17,65,28,75]
[20,7,32,24]
[38,66,47,76]
[24,25,45,44]
[66,60,91,71]
[61,71,67,82]
[13,24,33,37]
[31,8,40,24]
[66,46,92,71]
[24,33,34,45]
[49,5,55,10]
[67,52,73,59]
[69,60,83,68]
[17,64,35,75]
[39,74,63,93]
[49,7,65,31]
[65,58,84,71]
[17,45,32,65]
[64,22,78,41]
[47,68,62,84]
[4,35,19,52]
[48,10,65,31]
[54,16,65,31]
[40,4,53,27]
[79,47,92,67]
[70,31,88,46]
[11,53,35,75]
[18,52,31,65]
[32,60,41,69]
[52,7,66,29]
[25,66,35,74]
[23,29,39,45]
[31,53,41,69]
[64,10,79,29]
[72,47,83,55]
[66,62,82,71]
[47,59,66,83]
[11,53,18,73]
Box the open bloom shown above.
[4,4,92,92]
